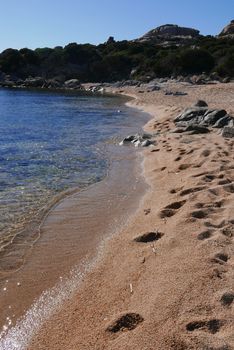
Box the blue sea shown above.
[0,88,147,253]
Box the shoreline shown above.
[1,82,234,349]
[0,94,149,346]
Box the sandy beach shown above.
[28,82,234,350]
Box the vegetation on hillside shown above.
[0,36,234,82]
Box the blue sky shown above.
[0,0,233,52]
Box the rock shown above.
[185,124,210,134]
[124,135,136,142]
[174,107,207,123]
[213,115,231,128]
[209,72,221,81]
[1,80,15,87]
[137,24,200,43]
[119,133,154,147]
[174,102,233,132]
[141,139,153,147]
[193,100,208,107]
[203,109,227,125]
[219,20,234,37]
[134,140,142,147]
[171,127,186,133]
[222,77,231,83]
[106,36,115,44]
[24,77,45,87]
[141,133,152,139]
[44,79,62,89]
[222,127,234,138]
[173,91,188,96]
[64,79,81,89]
[147,84,160,91]
[228,118,234,127]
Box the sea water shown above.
[0,88,147,258]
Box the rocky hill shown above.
[135,24,201,46]
[219,20,234,37]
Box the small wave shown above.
[0,258,92,350]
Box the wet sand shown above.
[26,82,234,350]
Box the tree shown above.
[179,48,215,74]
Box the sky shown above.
[0,0,233,52]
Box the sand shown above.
[29,82,234,350]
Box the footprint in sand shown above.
[191,209,210,219]
[200,149,211,157]
[178,164,191,171]
[201,174,216,183]
[134,231,164,243]
[222,183,234,194]
[197,229,214,240]
[193,160,207,168]
[212,252,229,265]
[169,186,183,194]
[204,220,227,229]
[186,319,223,334]
[180,186,205,196]
[192,171,211,178]
[218,179,232,185]
[221,223,234,238]
[144,208,151,215]
[220,292,234,307]
[160,200,186,218]
[150,148,160,153]
[106,313,144,333]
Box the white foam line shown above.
[0,258,92,350]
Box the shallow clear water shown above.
[0,88,147,252]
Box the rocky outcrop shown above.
[219,20,234,37]
[136,24,200,44]
[174,101,234,134]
